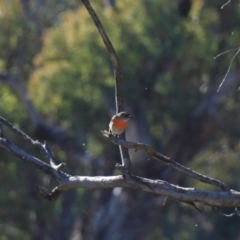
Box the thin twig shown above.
[215,207,240,217]
[0,116,39,145]
[81,0,131,173]
[217,48,240,92]
[0,116,67,177]
[103,132,230,191]
[0,116,51,159]
[214,47,240,59]
[221,0,231,9]
[81,0,123,112]
[0,137,69,179]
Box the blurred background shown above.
[0,0,240,239]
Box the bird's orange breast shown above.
[112,118,128,130]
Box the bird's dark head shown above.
[117,111,132,121]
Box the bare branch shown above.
[80,0,123,112]
[214,47,240,59]
[215,207,240,217]
[0,136,70,180]
[0,118,239,208]
[0,116,40,145]
[221,0,231,9]
[2,135,240,207]
[103,131,230,191]
[0,116,66,170]
[81,0,131,174]
[58,175,240,208]
[217,48,240,92]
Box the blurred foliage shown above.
[0,0,240,239]
[29,0,217,139]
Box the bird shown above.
[109,111,132,135]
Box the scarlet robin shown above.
[109,111,132,135]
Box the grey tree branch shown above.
[81,0,131,174]
[0,116,239,210]
[0,115,40,145]
[103,132,229,191]
[0,116,63,171]
[0,137,69,180]
[59,175,240,208]
[80,0,123,110]
[215,207,240,217]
